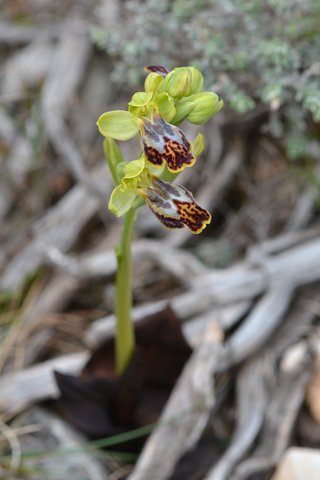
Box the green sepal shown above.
[187,93,223,125]
[188,67,204,95]
[103,138,124,186]
[129,91,153,107]
[154,92,176,123]
[171,100,195,125]
[145,73,164,98]
[109,184,137,217]
[192,133,205,157]
[97,110,139,141]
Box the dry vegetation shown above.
[1,1,320,479]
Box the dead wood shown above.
[205,355,272,480]
[0,352,89,414]
[129,323,223,480]
[0,164,111,292]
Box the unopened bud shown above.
[163,67,192,100]
[188,67,203,95]
[187,92,223,125]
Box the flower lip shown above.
[138,111,196,173]
[137,174,211,234]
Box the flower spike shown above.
[137,173,211,234]
[138,112,196,173]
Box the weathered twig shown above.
[0,165,111,292]
[129,323,223,480]
[205,355,271,480]
[231,345,312,479]
[0,352,89,414]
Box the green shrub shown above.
[91,0,320,161]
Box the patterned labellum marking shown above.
[144,65,170,77]
[137,174,211,234]
[139,112,196,173]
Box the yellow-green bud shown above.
[163,67,192,100]
[187,92,223,125]
[188,67,203,95]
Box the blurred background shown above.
[1,1,320,479]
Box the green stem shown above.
[115,207,137,376]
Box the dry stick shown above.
[207,300,315,480]
[204,355,271,480]
[87,235,320,352]
[129,323,223,480]
[0,180,104,292]
[0,303,247,418]
[284,162,320,232]
[216,282,293,373]
[32,408,108,480]
[232,367,311,480]
[0,351,89,414]
[42,27,108,206]
[0,21,80,45]
[42,238,207,287]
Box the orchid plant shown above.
[97,65,223,375]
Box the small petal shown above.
[97,110,139,141]
[144,65,170,77]
[137,174,211,234]
[138,112,196,173]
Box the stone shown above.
[271,447,320,480]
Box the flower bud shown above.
[187,92,223,125]
[188,66,203,95]
[163,67,192,100]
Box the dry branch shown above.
[0,352,89,414]
[129,323,223,480]
[0,164,112,292]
